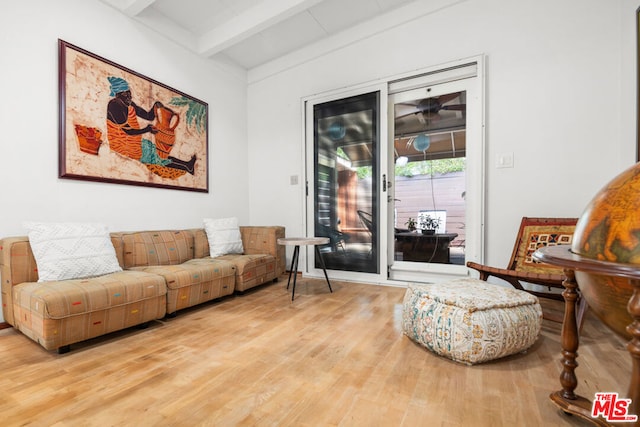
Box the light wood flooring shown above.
[0,276,630,426]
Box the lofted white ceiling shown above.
[99,0,416,70]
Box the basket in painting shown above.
[74,124,103,155]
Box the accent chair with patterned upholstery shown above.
[466,217,588,331]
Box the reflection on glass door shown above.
[313,92,379,274]
[391,88,467,266]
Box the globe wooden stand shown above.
[534,245,640,427]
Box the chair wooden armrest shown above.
[467,261,564,295]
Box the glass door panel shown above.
[391,85,467,267]
[312,91,380,274]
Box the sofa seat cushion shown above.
[12,270,167,350]
[211,254,277,292]
[402,278,542,365]
[131,258,236,313]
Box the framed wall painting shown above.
[58,39,209,192]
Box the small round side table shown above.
[277,237,333,301]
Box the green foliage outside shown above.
[396,158,466,177]
[355,158,466,179]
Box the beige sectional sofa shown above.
[0,226,285,353]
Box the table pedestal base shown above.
[549,391,610,426]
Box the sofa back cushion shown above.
[192,229,210,259]
[120,230,194,268]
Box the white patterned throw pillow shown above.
[24,222,122,282]
[203,217,244,258]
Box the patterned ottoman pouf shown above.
[402,278,543,365]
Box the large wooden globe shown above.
[570,162,640,339]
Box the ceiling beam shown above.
[122,0,157,17]
[98,0,157,17]
[197,0,323,57]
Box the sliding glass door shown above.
[310,91,380,274]
[303,57,483,284]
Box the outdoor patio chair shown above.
[316,224,349,254]
[466,217,588,332]
[357,210,374,256]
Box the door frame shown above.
[301,55,485,286]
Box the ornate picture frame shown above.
[58,39,208,192]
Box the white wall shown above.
[0,0,249,321]
[247,0,638,269]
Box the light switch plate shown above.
[496,152,514,168]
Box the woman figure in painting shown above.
[106,76,196,175]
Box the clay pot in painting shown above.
[154,104,180,159]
